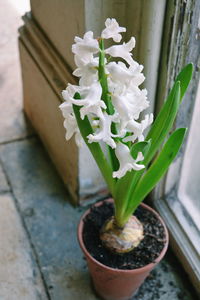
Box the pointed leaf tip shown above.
[175,63,193,100]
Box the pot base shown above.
[93,283,139,300]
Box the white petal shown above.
[63,118,76,140]
[73,57,99,86]
[106,61,145,92]
[112,143,145,178]
[87,112,118,148]
[123,113,153,143]
[105,37,136,67]
[80,101,106,120]
[61,83,82,101]
[67,82,106,119]
[106,62,133,84]
[135,152,144,162]
[61,90,71,102]
[101,18,126,42]
[112,86,149,126]
[72,31,99,61]
[75,132,83,147]
[59,102,81,145]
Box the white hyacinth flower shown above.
[59,102,83,146]
[123,114,154,143]
[112,88,149,127]
[130,65,145,87]
[72,31,99,61]
[105,37,137,67]
[73,55,98,86]
[113,143,145,178]
[101,18,126,42]
[87,112,119,149]
[63,81,106,120]
[62,83,82,99]
[107,61,133,86]
[106,61,145,89]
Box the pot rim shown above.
[77,198,169,274]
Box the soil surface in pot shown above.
[83,201,166,269]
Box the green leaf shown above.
[130,141,151,160]
[144,81,180,165]
[144,63,193,166]
[113,140,151,225]
[124,139,152,199]
[124,128,187,218]
[73,93,115,195]
[175,63,193,100]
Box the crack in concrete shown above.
[0,134,36,146]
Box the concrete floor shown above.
[0,1,198,299]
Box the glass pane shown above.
[178,81,200,230]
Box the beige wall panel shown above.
[19,40,78,203]
[30,0,85,70]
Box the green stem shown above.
[73,93,116,195]
[98,39,119,172]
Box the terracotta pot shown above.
[77,199,169,300]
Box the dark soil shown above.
[83,201,166,270]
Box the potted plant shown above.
[59,18,193,300]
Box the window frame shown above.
[152,0,200,293]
